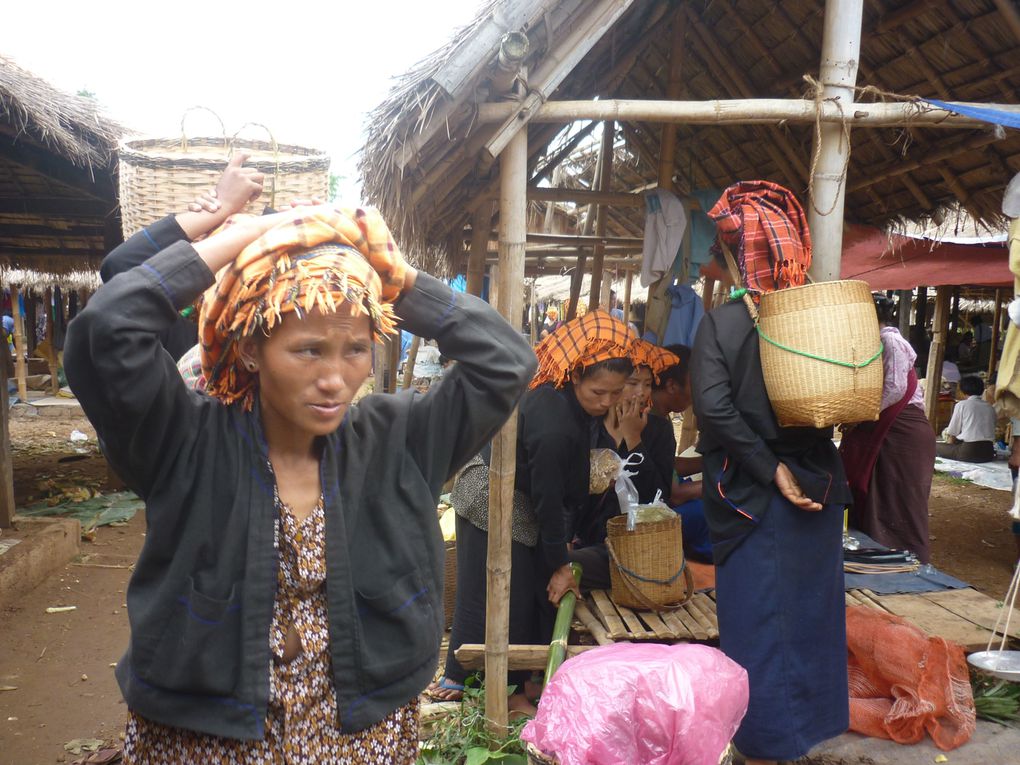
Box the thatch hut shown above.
[360,0,1020,730]
[0,54,123,527]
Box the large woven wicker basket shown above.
[605,514,694,612]
[118,126,329,238]
[757,280,883,428]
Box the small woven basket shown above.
[605,514,693,612]
[118,109,329,238]
[757,280,883,428]
[443,540,457,630]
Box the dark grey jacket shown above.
[64,242,536,739]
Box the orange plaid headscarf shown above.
[199,206,404,409]
[628,339,679,381]
[530,310,635,389]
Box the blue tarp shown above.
[923,99,1020,130]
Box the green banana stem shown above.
[544,562,583,684]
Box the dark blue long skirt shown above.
[714,492,849,761]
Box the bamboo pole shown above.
[808,0,863,282]
[924,286,951,427]
[10,285,27,402]
[466,203,491,298]
[567,125,609,321]
[623,270,633,325]
[456,644,598,672]
[588,121,615,309]
[401,335,421,390]
[474,97,1012,129]
[485,128,527,736]
[44,289,60,395]
[544,563,582,682]
[528,187,646,208]
[529,281,538,346]
[989,289,1004,378]
[0,342,14,528]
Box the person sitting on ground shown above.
[649,344,713,563]
[432,311,634,715]
[65,201,534,764]
[937,376,997,463]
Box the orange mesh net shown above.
[846,605,976,751]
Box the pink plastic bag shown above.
[522,643,748,765]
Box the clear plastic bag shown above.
[521,643,749,765]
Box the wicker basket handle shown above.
[230,122,280,208]
[718,239,759,322]
[605,537,695,611]
[179,106,227,152]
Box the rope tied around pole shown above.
[804,74,853,218]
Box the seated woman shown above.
[649,345,713,563]
[65,203,534,763]
[432,311,635,713]
[937,376,998,463]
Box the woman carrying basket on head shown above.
[430,310,635,715]
[691,181,852,765]
[64,202,535,764]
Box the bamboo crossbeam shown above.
[526,187,646,208]
[455,643,597,671]
[474,98,1014,128]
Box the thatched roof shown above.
[361,0,1020,272]
[0,54,123,276]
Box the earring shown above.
[246,362,257,372]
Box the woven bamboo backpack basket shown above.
[118,110,330,239]
[605,514,694,612]
[755,280,883,428]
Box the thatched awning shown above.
[361,0,1020,273]
[0,54,123,276]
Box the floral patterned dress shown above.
[124,495,420,764]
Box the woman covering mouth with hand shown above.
[64,201,535,763]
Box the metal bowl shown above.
[968,650,1020,682]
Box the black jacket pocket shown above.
[355,568,438,685]
[139,577,243,696]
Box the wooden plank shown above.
[660,609,695,641]
[636,609,677,640]
[591,590,629,640]
[874,593,994,651]
[574,601,613,646]
[852,588,890,612]
[683,598,717,638]
[691,593,720,633]
[614,601,657,639]
[456,643,597,671]
[922,588,1020,642]
[672,604,710,641]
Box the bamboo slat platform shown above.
[580,587,1018,651]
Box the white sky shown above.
[2,0,479,202]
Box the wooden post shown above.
[950,288,960,332]
[898,289,912,336]
[466,203,491,298]
[989,288,1004,379]
[623,270,633,325]
[588,121,615,309]
[44,289,60,395]
[0,344,14,528]
[807,0,863,281]
[916,286,929,331]
[643,9,685,341]
[529,281,538,346]
[24,293,37,356]
[485,128,527,735]
[567,128,610,321]
[386,336,400,394]
[10,285,27,402]
[924,286,951,426]
[401,335,421,390]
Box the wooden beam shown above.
[474,98,1013,128]
[529,121,599,186]
[924,287,951,426]
[0,343,13,528]
[485,128,527,735]
[527,187,646,208]
[10,285,27,402]
[808,0,863,282]
[0,136,115,201]
[657,7,685,194]
[848,133,1002,192]
[44,289,60,396]
[455,643,598,671]
[401,335,420,390]
[466,203,491,298]
[993,0,1020,44]
[989,289,1005,378]
[0,223,105,238]
[589,122,615,309]
[874,0,936,34]
[0,199,110,217]
[623,270,633,325]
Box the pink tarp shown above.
[840,224,1010,290]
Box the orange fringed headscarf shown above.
[199,206,403,409]
[530,310,635,390]
[628,339,680,381]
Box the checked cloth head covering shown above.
[199,206,404,409]
[530,309,635,390]
[709,180,812,301]
[628,338,680,382]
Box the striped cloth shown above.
[530,310,635,389]
[628,338,680,381]
[198,206,406,409]
[709,180,812,301]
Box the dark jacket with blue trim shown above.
[64,241,537,739]
[691,300,851,562]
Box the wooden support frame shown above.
[924,287,951,426]
[989,288,1005,378]
[588,121,615,309]
[484,128,527,735]
[466,203,491,297]
[0,342,14,528]
[10,285,27,402]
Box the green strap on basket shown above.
[756,324,884,369]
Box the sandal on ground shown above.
[424,677,465,702]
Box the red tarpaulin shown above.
[840,224,1010,290]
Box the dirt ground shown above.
[0,415,1017,764]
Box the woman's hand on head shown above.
[774,462,822,511]
[546,564,581,605]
